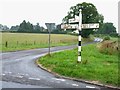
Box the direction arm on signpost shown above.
[61,23,99,29]
[82,23,99,29]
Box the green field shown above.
[39,42,119,87]
[1,33,78,51]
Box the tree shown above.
[97,22,116,34]
[63,2,104,38]
[34,23,41,32]
[27,21,33,32]
[0,24,9,30]
[18,20,33,32]
[40,26,45,32]
[18,20,27,32]
[10,25,19,31]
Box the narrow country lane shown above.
[1,42,116,89]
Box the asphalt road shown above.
[1,41,116,89]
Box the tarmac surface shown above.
[1,40,117,89]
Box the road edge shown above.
[36,56,120,90]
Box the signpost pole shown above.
[48,28,51,55]
[78,9,82,63]
[45,23,54,56]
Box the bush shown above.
[110,33,118,37]
[97,40,118,55]
[93,34,100,37]
[103,36,110,41]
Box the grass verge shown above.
[38,43,118,87]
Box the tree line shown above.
[0,20,65,34]
[0,22,45,33]
[18,20,45,33]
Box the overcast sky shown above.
[0,0,119,32]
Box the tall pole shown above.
[48,29,51,55]
[45,23,54,56]
[78,9,82,63]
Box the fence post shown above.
[26,41,27,45]
[34,41,36,45]
[5,41,8,47]
[17,41,19,45]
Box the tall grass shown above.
[97,40,118,55]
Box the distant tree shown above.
[10,25,19,31]
[0,24,9,30]
[18,20,33,32]
[18,20,27,32]
[0,24,3,30]
[27,21,33,32]
[34,23,41,32]
[63,2,104,38]
[97,23,116,34]
[40,26,45,31]
[4,25,9,30]
[56,24,61,30]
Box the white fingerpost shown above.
[78,9,82,62]
[61,9,99,63]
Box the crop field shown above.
[0,33,78,51]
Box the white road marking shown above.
[29,77,40,80]
[2,74,5,76]
[18,73,21,75]
[86,86,95,88]
[11,75,23,78]
[4,72,12,74]
[72,84,79,87]
[8,72,12,74]
[52,78,66,82]
[18,73,26,76]
[16,76,23,78]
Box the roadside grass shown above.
[1,33,78,51]
[110,37,118,41]
[39,43,119,87]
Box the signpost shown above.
[61,24,78,29]
[61,24,99,30]
[81,23,99,29]
[45,23,55,55]
[61,9,99,63]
